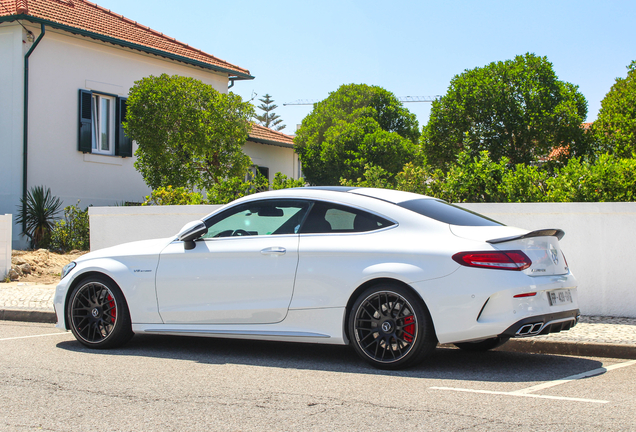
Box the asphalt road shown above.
[2,320,636,432]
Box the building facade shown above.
[0,0,299,248]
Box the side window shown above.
[78,89,132,157]
[203,200,309,238]
[300,202,394,234]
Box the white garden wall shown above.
[89,202,636,318]
[458,202,636,318]
[89,205,221,252]
[0,214,12,280]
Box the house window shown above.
[91,94,115,155]
[257,166,270,182]
[78,89,132,157]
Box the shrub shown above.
[49,201,90,251]
[340,164,393,189]
[142,186,205,206]
[16,185,63,249]
[500,163,550,203]
[272,173,306,190]
[547,154,636,202]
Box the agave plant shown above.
[16,186,63,249]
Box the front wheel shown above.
[453,336,509,352]
[67,276,134,349]
[348,284,437,370]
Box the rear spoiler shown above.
[487,229,565,244]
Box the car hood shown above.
[77,237,174,262]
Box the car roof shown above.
[221,187,437,216]
[290,187,433,204]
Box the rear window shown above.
[398,199,503,227]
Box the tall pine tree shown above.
[255,94,286,131]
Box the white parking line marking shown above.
[511,359,636,395]
[0,332,69,341]
[431,359,636,404]
[430,387,608,404]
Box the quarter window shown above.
[300,202,394,234]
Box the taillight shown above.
[452,250,532,271]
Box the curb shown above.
[496,338,636,360]
[0,309,56,324]
[2,310,635,360]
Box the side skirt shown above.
[132,307,347,345]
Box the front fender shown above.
[55,257,163,329]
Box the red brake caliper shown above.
[403,315,415,343]
[107,294,116,323]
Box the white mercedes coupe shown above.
[54,187,579,369]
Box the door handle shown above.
[261,247,286,255]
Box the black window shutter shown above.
[115,97,132,157]
[78,89,92,153]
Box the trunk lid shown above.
[450,225,569,276]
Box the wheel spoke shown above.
[70,281,118,344]
[354,290,420,365]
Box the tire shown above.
[348,284,437,370]
[453,336,509,352]
[67,276,134,349]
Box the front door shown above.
[155,199,309,324]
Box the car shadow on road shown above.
[56,334,604,383]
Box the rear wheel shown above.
[453,336,509,352]
[67,276,133,349]
[348,284,437,370]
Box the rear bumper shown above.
[499,309,580,338]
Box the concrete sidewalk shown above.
[2,281,635,359]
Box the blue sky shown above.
[96,0,635,133]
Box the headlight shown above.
[61,262,76,280]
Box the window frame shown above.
[298,200,397,235]
[78,89,132,158]
[91,93,116,155]
[202,199,312,239]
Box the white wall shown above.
[89,202,636,318]
[243,141,300,183]
[0,214,12,280]
[458,202,636,318]
[89,205,221,251]
[0,25,27,249]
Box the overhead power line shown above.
[283,96,441,106]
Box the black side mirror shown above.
[177,221,207,250]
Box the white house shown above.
[0,0,300,249]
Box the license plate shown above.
[547,289,573,306]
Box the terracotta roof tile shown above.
[0,0,251,77]
[249,124,294,147]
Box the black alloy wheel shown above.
[68,276,133,349]
[349,285,436,369]
[453,336,510,352]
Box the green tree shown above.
[592,60,636,157]
[255,94,286,131]
[124,74,255,191]
[294,83,420,185]
[423,53,588,169]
